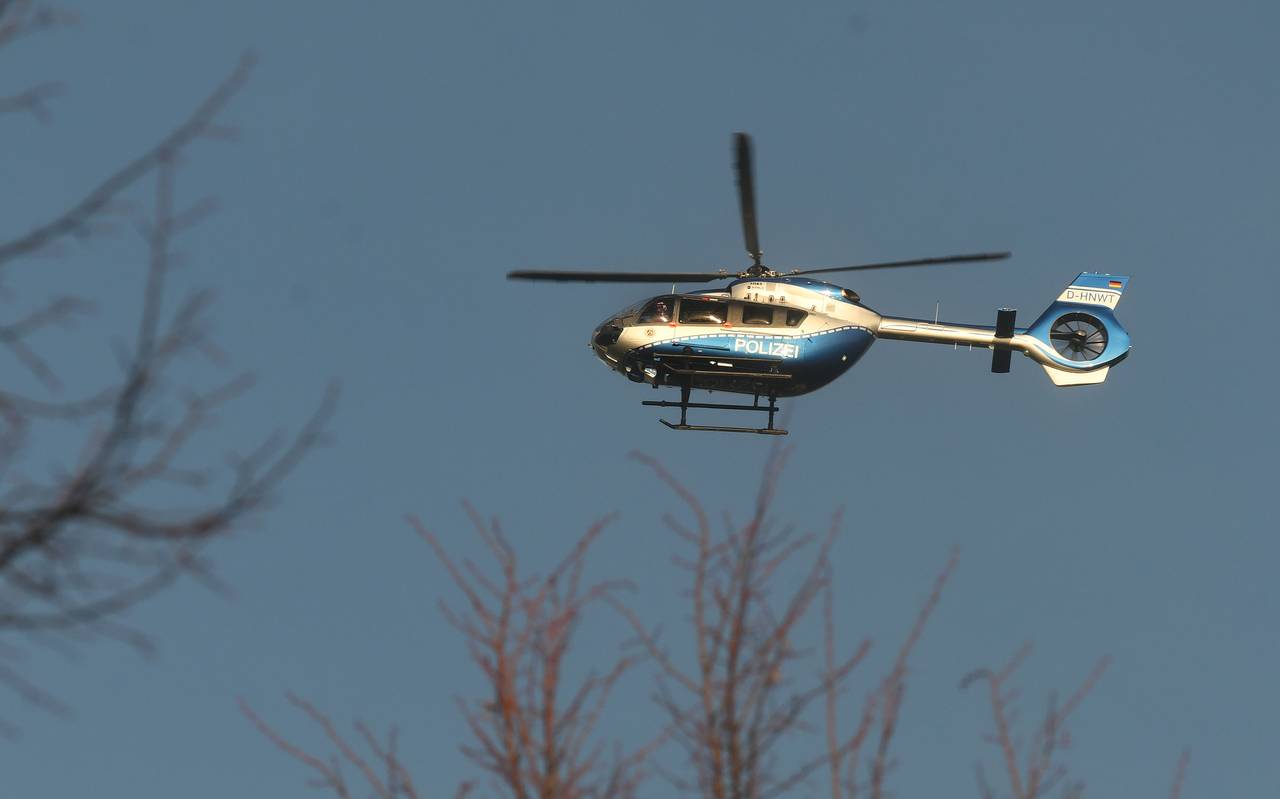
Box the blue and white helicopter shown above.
[511,134,1131,435]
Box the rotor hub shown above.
[742,263,777,279]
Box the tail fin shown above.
[1025,273,1131,387]
[1055,272,1128,310]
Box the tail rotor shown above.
[1024,273,1131,386]
[1049,312,1109,362]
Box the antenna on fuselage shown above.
[935,300,959,350]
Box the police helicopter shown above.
[510,133,1131,435]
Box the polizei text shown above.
[733,337,800,358]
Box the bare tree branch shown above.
[248,510,648,799]
[0,47,335,731]
[0,51,254,267]
[0,81,62,122]
[413,509,652,799]
[0,2,77,51]
[622,447,956,799]
[249,449,1187,798]
[1169,749,1190,799]
[962,646,1110,799]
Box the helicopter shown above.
[510,133,1131,435]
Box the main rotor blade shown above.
[788,251,1011,277]
[734,132,763,268]
[508,269,728,283]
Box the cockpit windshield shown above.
[638,295,675,324]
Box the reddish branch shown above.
[1169,749,1190,799]
[249,451,1189,798]
[249,510,651,799]
[413,507,654,799]
[962,644,1111,799]
[241,695,465,799]
[622,448,955,799]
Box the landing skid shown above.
[659,420,788,436]
[642,384,787,435]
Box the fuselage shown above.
[590,277,880,398]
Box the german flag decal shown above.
[1108,279,1123,288]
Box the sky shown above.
[2,0,1278,795]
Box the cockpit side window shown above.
[638,295,675,324]
[785,309,807,327]
[741,303,775,326]
[678,298,728,325]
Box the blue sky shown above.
[2,0,1277,795]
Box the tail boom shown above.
[875,317,1077,369]
[874,272,1132,386]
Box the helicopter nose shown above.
[590,320,628,374]
[592,322,622,348]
